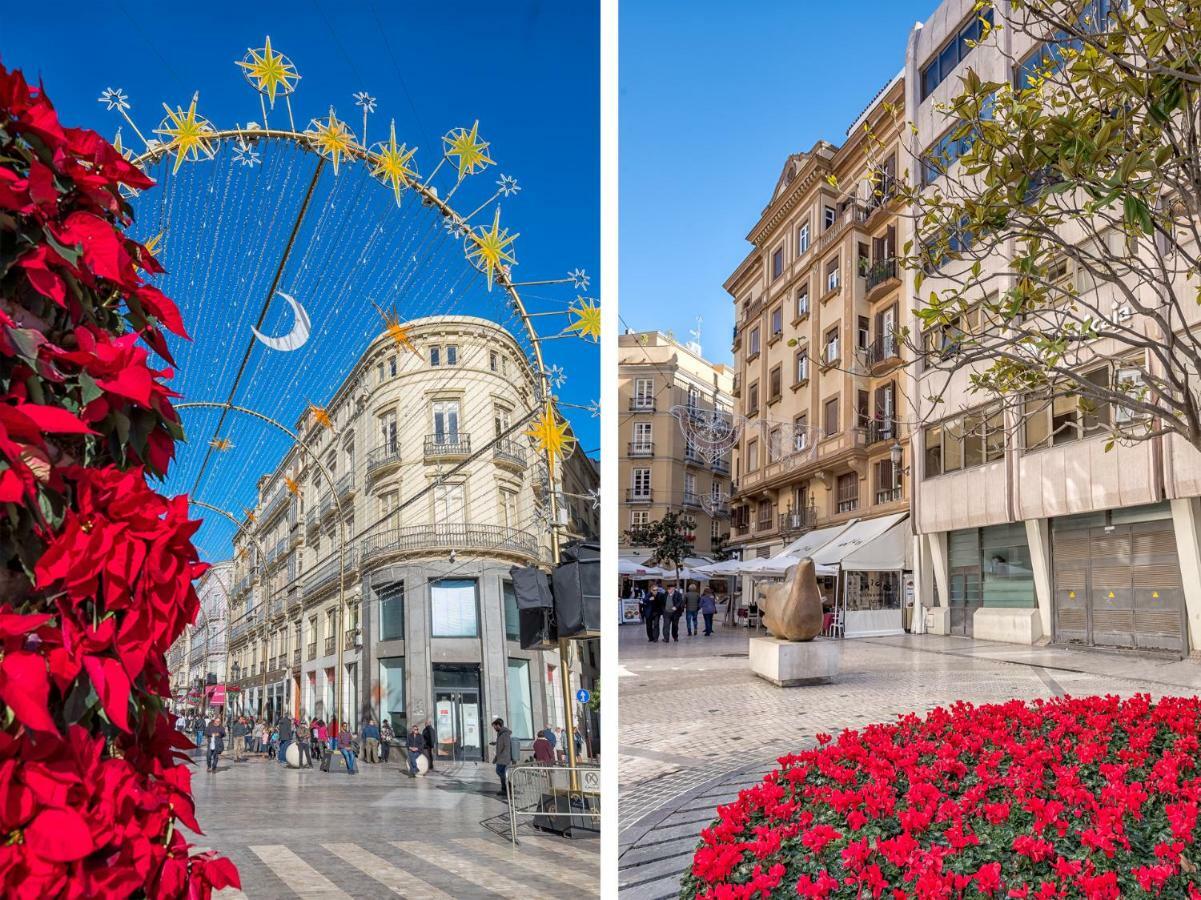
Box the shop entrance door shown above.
[948,531,983,636]
[432,664,484,762]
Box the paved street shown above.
[180,750,598,898]
[617,616,1201,899]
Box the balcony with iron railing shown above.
[864,418,900,446]
[863,333,902,372]
[865,257,899,295]
[324,636,335,655]
[334,471,355,500]
[261,489,288,525]
[293,649,301,666]
[360,523,540,564]
[492,437,527,470]
[626,489,653,505]
[627,441,654,458]
[628,398,655,413]
[816,203,869,256]
[711,456,730,475]
[302,546,359,597]
[367,442,401,476]
[779,506,818,536]
[732,520,750,537]
[344,631,358,652]
[740,428,866,494]
[682,491,702,509]
[306,642,317,660]
[876,485,903,505]
[424,432,471,461]
[709,497,731,518]
[684,445,705,466]
[837,493,860,514]
[306,504,320,531]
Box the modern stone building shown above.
[906,0,1201,656]
[724,75,913,634]
[224,316,572,760]
[618,330,735,557]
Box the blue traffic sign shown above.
[576,689,591,704]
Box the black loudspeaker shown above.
[511,565,559,650]
[552,542,601,638]
[205,673,217,686]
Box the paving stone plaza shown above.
[184,752,598,898]
[617,618,1201,899]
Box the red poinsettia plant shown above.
[0,63,238,896]
[683,694,1201,899]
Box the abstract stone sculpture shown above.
[758,559,824,641]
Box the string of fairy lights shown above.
[97,37,600,575]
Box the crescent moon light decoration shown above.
[251,291,311,351]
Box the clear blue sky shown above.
[4,2,599,560]
[620,0,930,365]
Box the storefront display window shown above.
[980,523,1036,607]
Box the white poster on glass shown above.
[463,703,480,750]
[436,701,454,744]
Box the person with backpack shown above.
[276,714,293,766]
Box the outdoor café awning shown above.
[841,515,912,571]
[618,558,665,578]
[812,512,909,571]
[744,523,858,576]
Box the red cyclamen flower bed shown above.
[0,63,237,896]
[682,694,1201,899]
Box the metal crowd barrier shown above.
[506,763,601,845]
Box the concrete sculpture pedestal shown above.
[749,636,841,687]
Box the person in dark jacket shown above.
[666,585,684,642]
[647,582,666,642]
[700,587,718,636]
[405,725,424,777]
[684,583,701,636]
[490,717,514,797]
[379,720,394,763]
[422,719,436,772]
[205,716,226,773]
[277,714,293,767]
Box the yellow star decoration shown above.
[208,436,233,452]
[443,121,494,180]
[526,402,575,479]
[565,298,601,342]
[155,95,217,175]
[237,36,299,107]
[283,475,301,497]
[467,206,518,291]
[237,545,249,561]
[305,108,355,175]
[376,306,417,354]
[243,507,257,523]
[113,129,133,161]
[370,120,419,206]
[309,404,333,430]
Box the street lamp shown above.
[889,439,904,498]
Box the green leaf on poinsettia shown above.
[112,410,131,452]
[61,672,95,725]
[77,372,103,406]
[41,229,81,269]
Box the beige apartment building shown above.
[167,561,232,712]
[222,316,580,758]
[725,75,912,632]
[907,0,1201,658]
[618,331,734,558]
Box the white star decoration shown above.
[587,488,600,511]
[353,91,377,114]
[232,140,261,167]
[99,87,130,112]
[496,174,521,197]
[546,364,568,389]
[568,268,590,290]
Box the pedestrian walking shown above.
[700,586,717,636]
[684,582,701,636]
[337,726,358,774]
[317,719,330,754]
[295,717,313,768]
[647,581,666,642]
[666,584,685,642]
[532,732,555,765]
[231,716,247,761]
[309,719,323,762]
[379,720,394,763]
[490,717,514,797]
[422,719,436,771]
[405,725,423,777]
[362,719,381,764]
[194,718,205,757]
[205,716,226,773]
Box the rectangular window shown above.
[498,488,518,528]
[633,377,654,408]
[757,499,773,526]
[503,580,520,642]
[769,365,782,402]
[920,7,994,100]
[430,346,441,367]
[746,439,759,472]
[794,415,808,452]
[836,472,859,513]
[795,349,809,384]
[431,577,479,638]
[506,659,534,740]
[749,326,761,356]
[632,421,652,451]
[446,345,458,366]
[826,256,840,293]
[630,510,649,527]
[432,400,460,441]
[772,246,784,281]
[797,221,810,255]
[489,350,499,372]
[380,411,397,453]
[632,468,651,495]
[378,581,405,641]
[378,657,406,734]
[748,382,759,415]
[434,482,465,522]
[795,286,809,319]
[377,362,385,383]
[857,315,870,350]
[824,397,839,437]
[768,428,781,462]
[770,306,783,338]
[388,356,397,377]
[824,205,836,229]
[824,327,840,364]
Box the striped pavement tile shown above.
[247,845,348,898]
[454,837,598,894]
[322,842,455,899]
[391,841,558,899]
